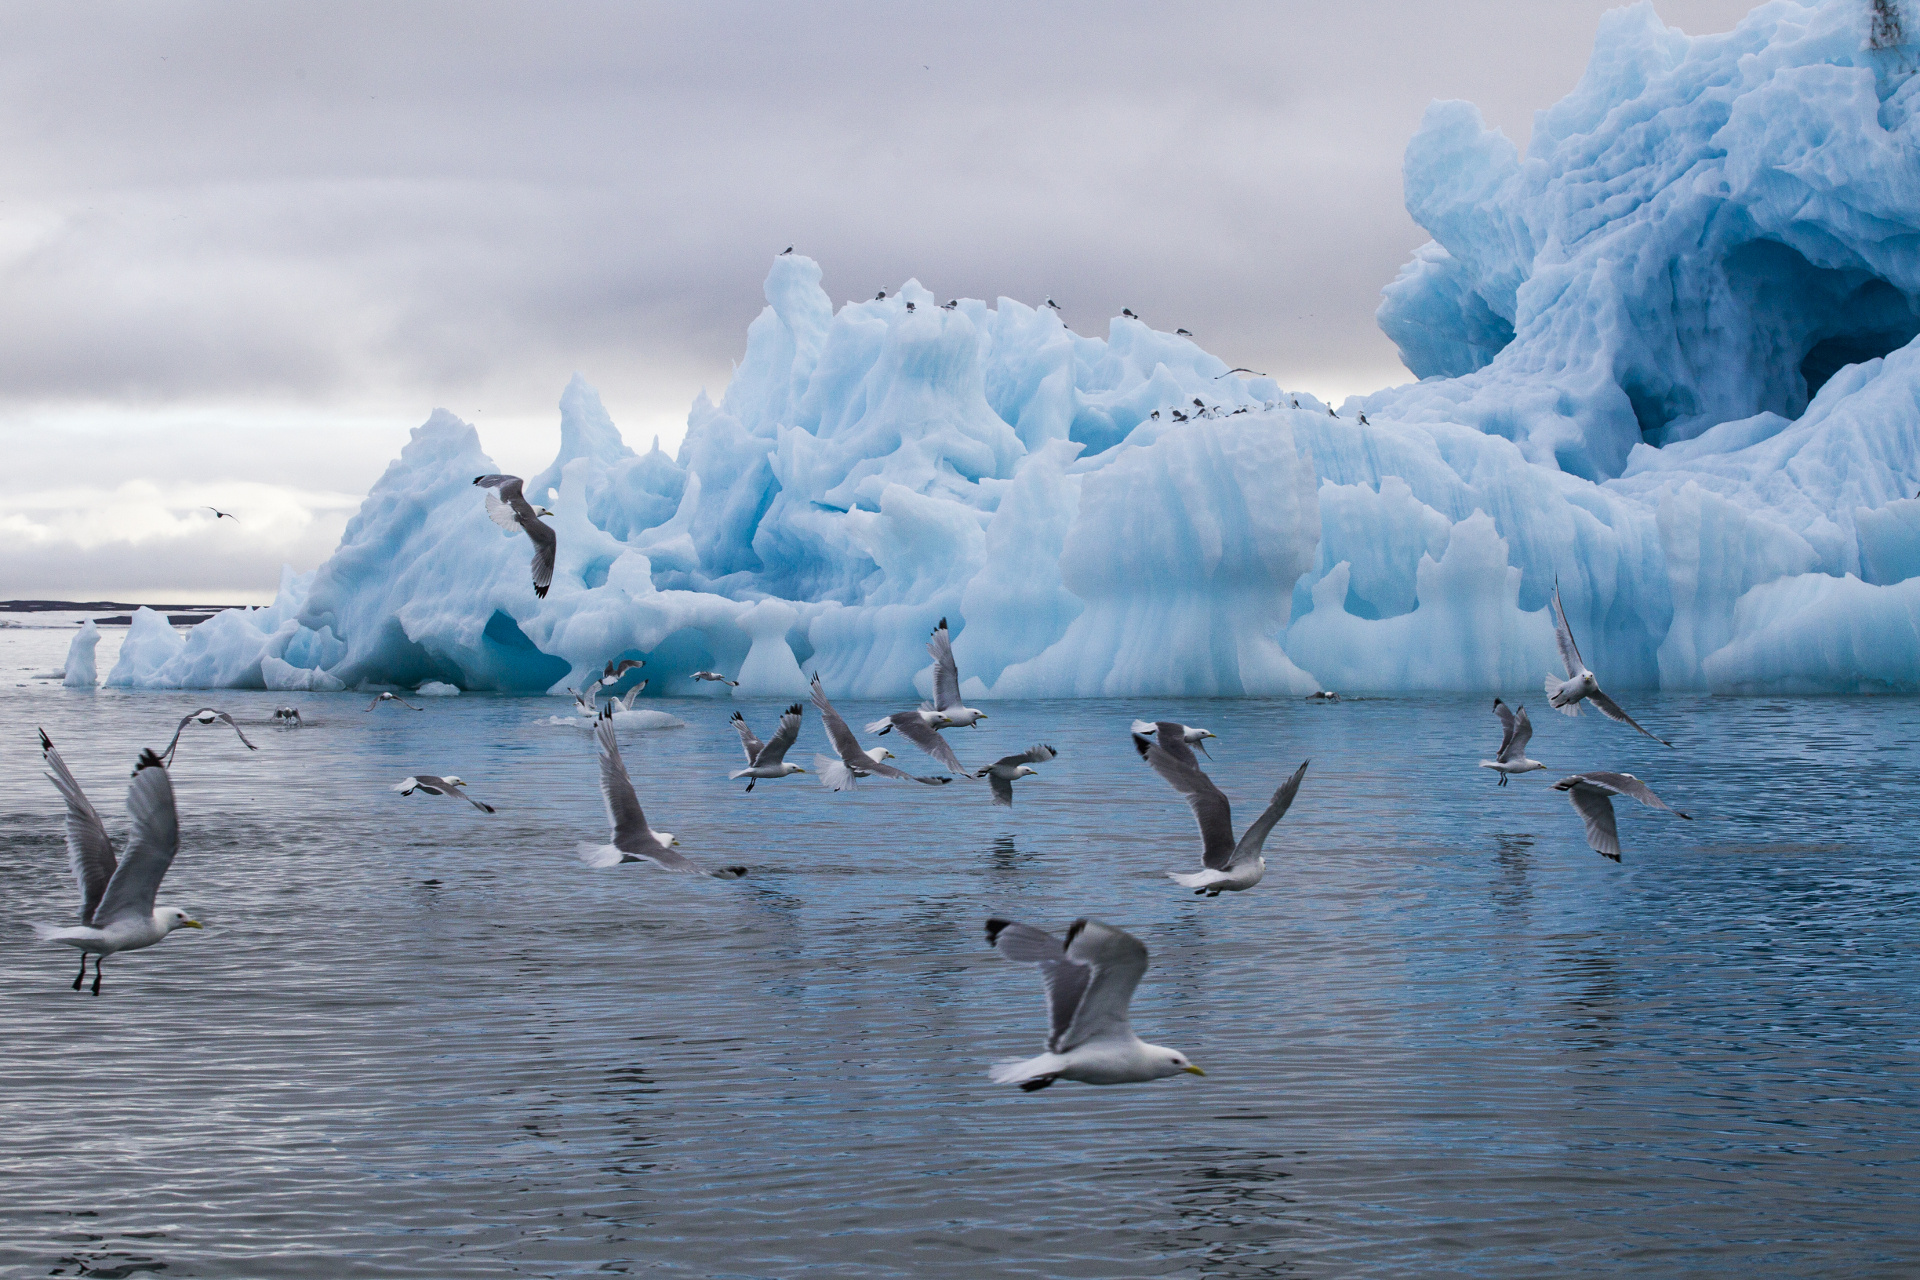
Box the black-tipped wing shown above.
[1059,918,1148,1051]
[525,517,556,598]
[474,474,528,506]
[596,710,658,853]
[1550,581,1584,677]
[1563,783,1621,861]
[984,743,1057,772]
[161,708,257,763]
[40,730,117,925]
[1229,759,1309,868]
[1492,698,1518,758]
[887,713,964,772]
[92,751,180,926]
[986,918,1090,1054]
[1141,730,1235,869]
[1586,691,1672,747]
[927,618,962,711]
[809,674,865,767]
[1580,770,1690,818]
[755,704,804,767]
[730,712,765,764]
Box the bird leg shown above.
[745,779,756,793]
[90,955,103,996]
[1498,773,1509,787]
[72,953,88,991]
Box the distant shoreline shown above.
[0,599,244,626]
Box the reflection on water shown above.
[2,671,1919,1277]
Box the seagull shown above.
[984,917,1204,1090]
[942,300,958,310]
[272,707,302,726]
[781,245,793,254]
[1545,580,1671,745]
[1129,719,1215,758]
[1214,367,1267,378]
[473,474,558,599]
[160,708,258,764]
[572,658,647,712]
[1358,413,1370,425]
[393,775,496,813]
[1479,699,1544,786]
[1134,722,1307,895]
[1327,405,1338,417]
[1171,409,1188,422]
[613,682,649,711]
[866,617,987,770]
[205,507,236,520]
[1552,772,1691,861]
[1291,397,1300,408]
[810,673,952,790]
[971,744,1056,806]
[1150,410,1161,421]
[905,301,916,312]
[34,731,202,995]
[1192,398,1205,409]
[730,704,809,791]
[1122,308,1137,319]
[1045,298,1062,311]
[579,705,744,875]
[1306,690,1339,702]
[367,691,423,712]
[875,290,888,300]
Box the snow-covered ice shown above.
[104,0,1920,696]
[61,620,100,688]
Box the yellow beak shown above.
[1182,1065,1205,1076]
[795,766,810,773]
[183,919,204,929]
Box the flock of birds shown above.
[32,577,1687,1091]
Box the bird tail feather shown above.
[815,754,854,792]
[989,1054,1061,1086]
[575,842,629,869]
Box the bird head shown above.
[1014,765,1038,778]
[160,907,203,932]
[1155,1047,1204,1078]
[442,776,465,787]
[653,831,679,848]
[878,747,895,761]
[790,764,810,774]
[535,506,555,517]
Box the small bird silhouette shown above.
[781,245,793,254]
[1358,413,1370,425]
[1045,298,1062,311]
[905,301,915,312]
[206,507,235,520]
[1176,328,1191,336]
[875,290,887,300]
[941,300,957,310]
[1122,308,1137,319]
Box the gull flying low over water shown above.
[730,704,808,791]
[692,671,739,687]
[574,658,646,712]
[367,692,423,711]
[272,707,302,727]
[160,708,258,764]
[972,744,1057,806]
[1480,699,1544,785]
[1129,719,1215,758]
[579,706,744,876]
[867,617,986,771]
[394,775,496,813]
[1546,581,1671,746]
[984,917,1203,1091]
[473,473,557,599]
[1135,722,1307,896]
[35,731,202,995]
[1552,772,1691,861]
[811,674,952,791]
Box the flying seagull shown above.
[984,917,1203,1090]
[473,474,557,599]
[367,692,423,712]
[1552,771,1691,861]
[972,744,1056,806]
[1129,719,1215,759]
[1545,581,1671,745]
[272,707,302,727]
[866,617,987,770]
[160,708,258,765]
[692,671,739,687]
[1134,722,1307,895]
[729,704,808,790]
[205,507,236,520]
[1214,367,1267,378]
[579,705,744,875]
[1480,699,1545,786]
[34,731,202,995]
[393,774,496,813]
[810,673,952,790]
[1306,691,1339,703]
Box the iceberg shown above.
[106,0,1920,696]
[62,619,100,688]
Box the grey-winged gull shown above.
[35,731,202,995]
[730,704,808,791]
[160,708,258,764]
[1134,721,1308,895]
[1546,581,1671,745]
[867,617,986,771]
[984,917,1204,1090]
[272,707,302,727]
[473,473,557,599]
[811,673,952,790]
[692,670,740,687]
[367,692,423,711]
[1129,718,1216,758]
[1552,771,1691,861]
[578,705,744,876]
[394,775,496,813]
[1480,699,1544,786]
[972,744,1056,806]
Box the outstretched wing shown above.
[1059,918,1148,1051]
[887,713,964,772]
[810,674,865,767]
[40,730,117,925]
[986,918,1091,1054]
[1141,728,1235,869]
[1508,705,1534,759]
[988,772,1015,806]
[1492,698,1518,760]
[1228,759,1309,868]
[474,474,528,505]
[927,618,962,711]
[594,707,664,856]
[862,756,952,785]
[91,751,180,926]
[482,487,522,535]
[1585,691,1672,747]
[1582,770,1690,819]
[524,517,557,598]
[730,712,765,764]
[1563,784,1621,861]
[986,743,1056,772]
[1550,581,1584,677]
[755,704,804,767]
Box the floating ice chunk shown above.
[415,681,461,696]
[62,620,99,688]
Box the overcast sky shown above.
[0,0,1757,602]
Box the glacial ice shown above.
[104,0,1920,696]
[62,619,99,688]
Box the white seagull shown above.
[1552,772,1691,862]
[810,673,952,790]
[1129,719,1216,759]
[1479,699,1544,786]
[272,707,302,727]
[1545,581,1671,746]
[34,731,202,995]
[367,691,423,712]
[691,670,740,687]
[160,708,258,764]
[971,744,1057,806]
[984,917,1204,1091]
[1134,721,1307,896]
[394,775,496,813]
[579,706,744,876]
[473,473,558,599]
[729,704,809,791]
[867,617,987,771]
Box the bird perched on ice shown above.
[942,300,958,310]
[1171,409,1188,422]
[1134,722,1307,896]
[971,744,1056,806]
[905,301,915,312]
[1545,580,1671,745]
[1479,699,1543,786]
[875,290,887,300]
[781,245,793,254]
[866,617,987,771]
[1176,327,1192,336]
[580,706,744,876]
[394,775,496,813]
[729,704,808,791]
[473,474,558,599]
[691,670,738,687]
[1129,719,1215,758]
[160,708,258,765]
[1358,413,1370,425]
[272,706,302,727]
[1045,298,1062,311]
[1122,308,1137,318]
[1552,771,1690,861]
[810,674,952,790]
[1149,410,1161,421]
[35,731,202,995]
[367,691,423,712]
[983,917,1203,1090]
[205,506,236,521]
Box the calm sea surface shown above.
[2,622,1917,1277]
